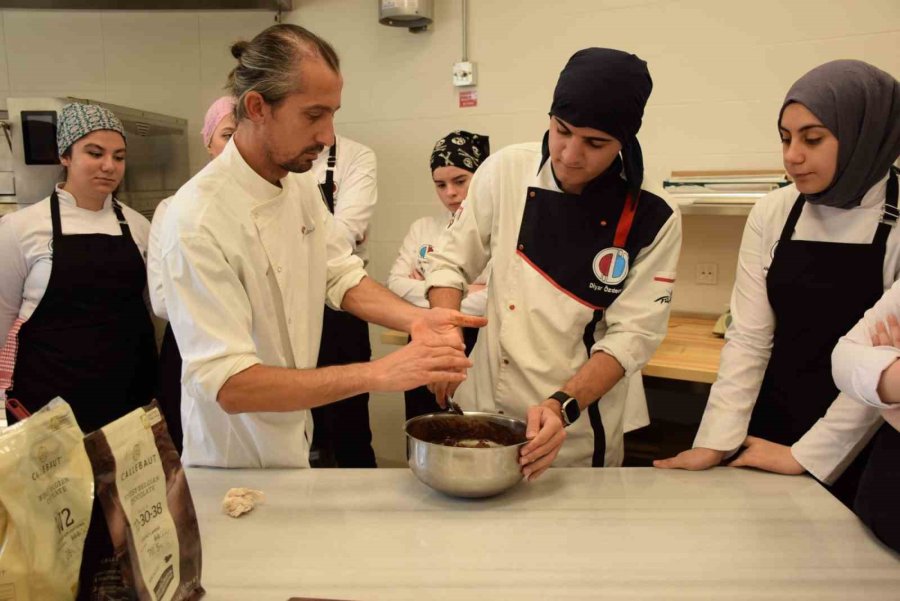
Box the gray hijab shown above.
[779,59,900,208]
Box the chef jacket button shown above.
[508,304,515,311]
[502,359,509,365]
[528,191,536,198]
[517,244,524,251]
[277,266,283,273]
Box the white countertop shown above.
[186,467,899,601]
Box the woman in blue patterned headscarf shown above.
[0,101,156,595]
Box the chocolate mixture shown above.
[408,415,526,448]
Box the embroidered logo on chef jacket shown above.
[592,247,630,285]
[418,244,434,259]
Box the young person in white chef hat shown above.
[388,129,492,420]
[426,48,682,481]
[158,24,484,470]
[0,101,156,596]
[657,60,900,510]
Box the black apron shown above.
[6,190,157,598]
[854,423,900,553]
[513,154,673,467]
[156,323,183,454]
[310,143,377,468]
[8,191,157,429]
[748,168,898,508]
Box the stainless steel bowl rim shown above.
[404,411,528,449]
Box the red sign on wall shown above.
[459,90,478,108]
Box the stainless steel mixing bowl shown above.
[405,412,527,498]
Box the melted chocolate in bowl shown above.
[406,414,527,448]
[405,412,528,497]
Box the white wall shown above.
[0,8,276,175]
[289,0,900,465]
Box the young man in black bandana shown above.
[426,48,682,480]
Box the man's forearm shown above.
[561,351,626,410]
[428,286,463,311]
[217,362,380,414]
[341,276,425,332]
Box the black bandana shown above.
[430,130,491,173]
[550,48,652,192]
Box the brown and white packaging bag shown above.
[0,398,93,601]
[84,402,203,601]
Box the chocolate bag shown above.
[0,398,93,601]
[84,402,203,601]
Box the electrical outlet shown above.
[452,61,476,87]
[696,263,718,285]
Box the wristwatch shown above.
[549,391,581,426]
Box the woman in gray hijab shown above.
[657,60,900,511]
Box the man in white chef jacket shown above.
[427,49,681,481]
[159,24,483,468]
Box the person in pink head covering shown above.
[146,95,237,453]
[201,96,237,157]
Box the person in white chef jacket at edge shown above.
[426,48,682,481]
[832,275,900,552]
[307,133,380,468]
[158,23,485,469]
[147,95,236,454]
[388,129,492,420]
[656,60,900,510]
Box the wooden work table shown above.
[642,313,723,384]
[379,313,724,384]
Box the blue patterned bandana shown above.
[57,102,126,156]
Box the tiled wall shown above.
[0,8,276,175]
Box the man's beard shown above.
[276,144,325,174]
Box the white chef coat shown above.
[388,211,489,316]
[0,185,151,342]
[694,174,897,484]
[832,279,900,432]
[147,195,173,320]
[425,142,681,467]
[310,135,377,264]
[159,138,366,468]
